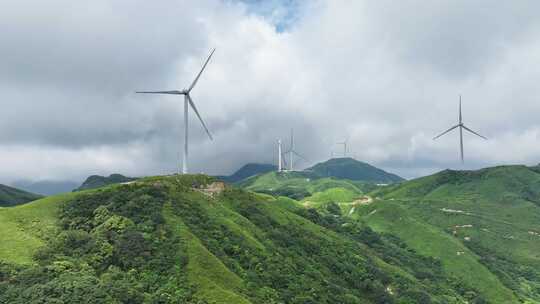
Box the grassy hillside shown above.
[0,174,496,303]
[0,193,77,264]
[354,165,540,303]
[0,184,42,207]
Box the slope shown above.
[0,192,77,264]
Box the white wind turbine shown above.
[283,129,306,171]
[136,49,215,174]
[277,139,283,172]
[336,137,349,157]
[433,95,487,164]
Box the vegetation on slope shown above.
[0,193,78,264]
[359,165,540,303]
[0,184,42,207]
[0,174,490,303]
[240,164,538,302]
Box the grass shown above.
[354,200,517,303]
[302,187,360,205]
[0,192,78,264]
[163,205,252,304]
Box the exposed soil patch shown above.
[194,181,226,198]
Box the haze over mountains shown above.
[11,180,80,196]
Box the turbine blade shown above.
[187,94,213,140]
[433,125,459,140]
[188,48,215,93]
[135,90,182,94]
[462,125,487,140]
[292,150,307,161]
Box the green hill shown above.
[0,184,42,207]
[308,158,404,183]
[0,174,504,303]
[239,170,374,201]
[74,173,136,191]
[353,165,540,303]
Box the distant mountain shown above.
[237,158,402,200]
[217,163,277,183]
[12,180,80,196]
[308,158,404,183]
[0,184,42,207]
[75,174,136,191]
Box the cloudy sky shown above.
[2,0,540,184]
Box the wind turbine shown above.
[277,139,283,172]
[136,49,215,174]
[284,129,306,171]
[433,95,487,163]
[337,137,349,157]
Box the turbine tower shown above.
[284,129,306,171]
[136,49,215,174]
[289,129,294,171]
[433,95,487,163]
[337,137,349,157]
[277,139,283,172]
